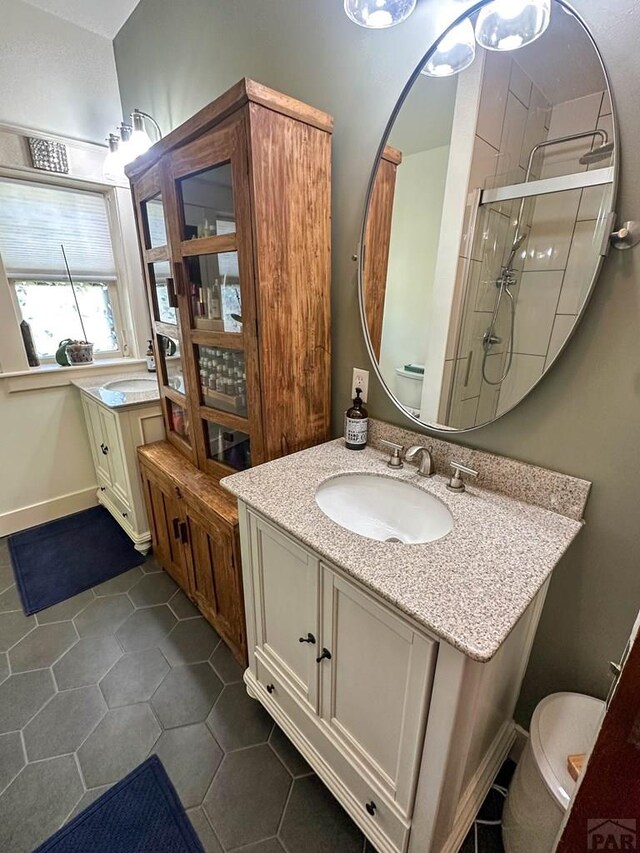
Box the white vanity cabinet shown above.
[80,393,164,553]
[239,503,549,853]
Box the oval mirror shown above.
[359,0,617,431]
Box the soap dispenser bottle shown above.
[146,339,156,373]
[345,387,368,450]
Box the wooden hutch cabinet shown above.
[128,79,333,664]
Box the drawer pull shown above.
[172,518,181,540]
[100,486,105,492]
[179,522,189,544]
[365,801,377,817]
[266,684,275,694]
[299,632,316,645]
[316,648,332,664]
[100,443,109,455]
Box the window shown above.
[0,178,124,361]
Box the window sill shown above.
[1,358,147,393]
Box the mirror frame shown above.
[357,0,618,433]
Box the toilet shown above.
[394,366,424,416]
[502,692,605,853]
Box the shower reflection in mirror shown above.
[361,0,616,431]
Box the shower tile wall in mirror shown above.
[361,0,616,431]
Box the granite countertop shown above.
[222,438,585,662]
[72,371,161,409]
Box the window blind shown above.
[0,178,116,279]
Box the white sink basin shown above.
[315,473,453,544]
[104,378,157,393]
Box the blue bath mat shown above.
[34,756,204,853]
[8,506,145,616]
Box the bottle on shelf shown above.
[146,339,156,372]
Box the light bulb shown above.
[117,123,136,166]
[103,134,126,182]
[128,111,153,159]
[475,0,551,51]
[422,18,476,77]
[344,0,417,29]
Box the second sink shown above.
[315,473,453,544]
[104,378,158,393]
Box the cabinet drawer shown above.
[254,654,410,853]
[100,484,134,528]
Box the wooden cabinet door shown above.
[362,146,402,361]
[139,463,189,592]
[182,501,246,664]
[320,566,436,814]
[82,396,111,486]
[248,512,320,712]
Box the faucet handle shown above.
[447,461,478,493]
[380,439,404,469]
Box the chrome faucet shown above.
[404,445,435,477]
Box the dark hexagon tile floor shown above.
[0,544,389,852]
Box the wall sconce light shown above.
[102,109,162,182]
[344,0,417,29]
[102,133,126,182]
[421,18,476,77]
[475,0,551,51]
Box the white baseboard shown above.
[509,723,529,763]
[0,487,98,537]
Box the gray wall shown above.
[114,0,640,725]
[0,0,121,143]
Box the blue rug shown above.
[8,506,145,616]
[34,756,204,852]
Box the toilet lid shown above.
[530,692,605,810]
[395,367,424,381]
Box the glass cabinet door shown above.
[165,118,262,474]
[157,333,186,397]
[181,162,235,240]
[196,345,246,417]
[134,162,196,461]
[187,253,242,333]
[204,421,251,471]
[149,260,177,326]
[142,193,168,249]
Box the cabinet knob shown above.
[100,486,105,492]
[266,684,275,694]
[365,801,377,817]
[316,648,332,664]
[100,443,109,455]
[299,633,316,645]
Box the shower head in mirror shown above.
[579,141,615,165]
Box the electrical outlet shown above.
[351,367,369,403]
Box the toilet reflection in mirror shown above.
[361,0,616,431]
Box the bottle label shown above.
[345,417,368,446]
